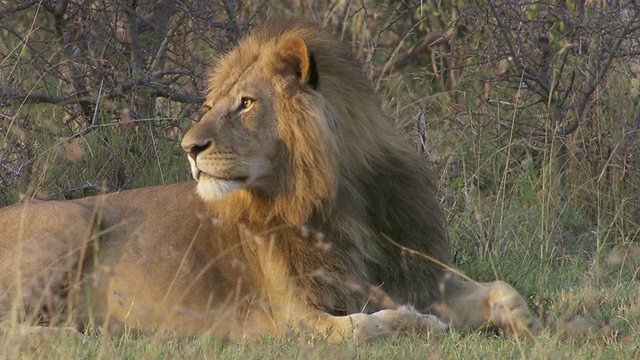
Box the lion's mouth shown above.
[193,170,249,201]
[197,170,248,183]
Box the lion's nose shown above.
[182,139,212,159]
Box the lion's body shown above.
[0,19,539,341]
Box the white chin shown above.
[196,176,244,202]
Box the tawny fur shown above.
[0,18,539,342]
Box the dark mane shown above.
[209,17,449,313]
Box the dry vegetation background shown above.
[1,0,640,358]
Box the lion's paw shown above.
[328,308,448,343]
[486,281,542,336]
[341,313,395,343]
[372,306,448,334]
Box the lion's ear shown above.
[277,37,319,90]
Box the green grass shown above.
[2,320,638,359]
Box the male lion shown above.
[0,18,540,342]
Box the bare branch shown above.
[561,9,640,136]
[487,0,550,101]
[150,13,186,73]
[378,25,456,77]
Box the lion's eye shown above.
[240,97,255,110]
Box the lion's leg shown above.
[0,201,95,328]
[432,273,541,336]
[237,231,449,343]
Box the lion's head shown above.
[182,19,423,228]
[182,21,334,224]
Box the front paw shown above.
[372,306,449,335]
[332,307,449,343]
[486,281,542,336]
[340,313,396,343]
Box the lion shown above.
[0,18,540,342]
